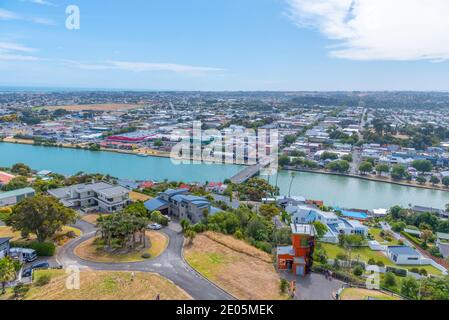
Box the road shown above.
[57,220,234,300]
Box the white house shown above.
[386,246,424,265]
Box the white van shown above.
[9,248,38,262]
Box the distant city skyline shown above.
[1,0,449,91]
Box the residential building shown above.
[386,246,424,265]
[276,223,316,277]
[0,171,15,186]
[144,188,220,223]
[48,182,131,213]
[0,237,10,258]
[436,233,449,259]
[0,187,36,207]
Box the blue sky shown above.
[1,0,449,91]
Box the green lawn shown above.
[320,242,444,276]
[369,228,398,245]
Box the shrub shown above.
[367,258,376,265]
[192,223,206,233]
[353,265,364,277]
[11,241,56,256]
[386,266,407,277]
[141,253,151,259]
[419,268,428,276]
[336,253,348,261]
[409,268,420,274]
[279,278,289,294]
[35,274,51,287]
[383,272,397,287]
[233,230,244,240]
[13,283,30,300]
[376,260,385,267]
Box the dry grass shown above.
[81,214,101,225]
[75,231,168,263]
[1,269,191,300]
[184,232,286,300]
[129,191,152,202]
[42,104,140,111]
[0,226,81,243]
[340,288,401,300]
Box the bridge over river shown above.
[230,158,273,184]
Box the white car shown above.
[148,223,162,230]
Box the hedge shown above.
[386,266,407,277]
[400,231,423,247]
[11,241,56,256]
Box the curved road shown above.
[57,220,233,300]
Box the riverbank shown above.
[284,166,449,193]
[1,137,172,158]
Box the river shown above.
[1,142,448,210]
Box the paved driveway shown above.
[281,271,345,300]
[57,219,233,300]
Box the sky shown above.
[1,0,449,91]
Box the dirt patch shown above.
[81,214,101,225]
[184,232,286,300]
[75,231,168,263]
[129,191,152,202]
[5,269,191,300]
[0,226,81,243]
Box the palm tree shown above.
[288,172,296,197]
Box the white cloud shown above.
[0,7,56,25]
[62,60,224,75]
[0,8,20,20]
[0,41,39,61]
[286,0,449,61]
[29,0,55,6]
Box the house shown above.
[0,237,11,259]
[48,182,131,213]
[0,187,36,207]
[411,206,443,216]
[144,188,220,223]
[0,171,15,186]
[436,232,449,258]
[285,204,368,243]
[276,224,316,277]
[386,246,424,265]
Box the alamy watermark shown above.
[66,5,80,30]
[169,121,279,175]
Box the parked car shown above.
[148,223,162,230]
[9,248,37,263]
[22,261,50,277]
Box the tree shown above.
[8,195,77,242]
[259,204,280,219]
[0,257,17,294]
[375,164,390,176]
[154,139,163,147]
[412,160,433,174]
[421,229,433,244]
[401,276,419,300]
[430,176,440,186]
[443,176,449,187]
[185,229,197,245]
[180,218,191,232]
[2,176,29,191]
[340,154,352,163]
[278,155,291,167]
[358,161,373,175]
[313,221,328,239]
[320,152,339,161]
[416,176,427,185]
[11,163,31,176]
[326,160,350,173]
[383,272,396,288]
[391,165,406,180]
[283,135,297,146]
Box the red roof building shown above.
[0,171,15,185]
[276,224,316,277]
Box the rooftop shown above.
[388,246,420,256]
[0,187,35,199]
[290,223,316,236]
